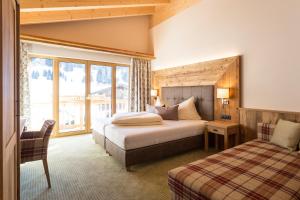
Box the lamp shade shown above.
[217,88,229,99]
[151,89,158,97]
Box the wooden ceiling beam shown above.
[21,0,170,11]
[21,34,155,60]
[21,6,155,25]
[151,0,199,27]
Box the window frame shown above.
[28,53,130,137]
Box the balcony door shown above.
[56,59,88,135]
[90,63,113,128]
[27,56,129,137]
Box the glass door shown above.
[58,60,87,134]
[28,57,54,130]
[90,63,112,128]
[116,66,129,113]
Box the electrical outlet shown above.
[221,115,232,120]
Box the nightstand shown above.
[205,120,239,151]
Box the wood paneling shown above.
[150,0,199,27]
[0,0,19,199]
[152,57,238,88]
[214,57,240,123]
[239,108,300,142]
[21,6,155,25]
[21,34,155,60]
[20,0,199,25]
[152,56,240,123]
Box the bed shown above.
[93,85,214,169]
[168,123,300,200]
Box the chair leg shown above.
[42,159,51,188]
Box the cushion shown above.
[146,104,156,113]
[146,104,165,113]
[270,119,300,151]
[155,105,179,120]
[178,97,201,120]
[257,123,276,141]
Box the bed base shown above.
[105,135,204,170]
[92,130,106,149]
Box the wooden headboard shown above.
[240,108,300,142]
[152,56,240,123]
[161,86,214,121]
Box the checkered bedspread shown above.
[168,140,300,200]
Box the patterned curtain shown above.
[129,58,151,112]
[20,42,31,124]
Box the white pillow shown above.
[178,96,201,120]
[270,119,300,151]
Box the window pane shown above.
[59,62,86,132]
[90,65,112,128]
[29,57,53,129]
[116,66,129,113]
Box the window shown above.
[28,56,129,136]
[59,61,86,132]
[116,66,129,113]
[90,65,112,128]
[28,57,53,130]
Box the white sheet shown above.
[102,120,207,150]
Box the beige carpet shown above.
[21,134,216,200]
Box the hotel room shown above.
[0,0,300,200]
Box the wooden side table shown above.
[205,120,239,151]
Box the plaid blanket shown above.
[168,140,300,200]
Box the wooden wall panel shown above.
[152,56,238,88]
[214,57,240,123]
[239,108,300,142]
[152,56,240,123]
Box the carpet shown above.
[21,134,216,200]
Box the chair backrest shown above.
[40,120,56,138]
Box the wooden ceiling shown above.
[20,0,198,26]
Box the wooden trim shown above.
[21,34,155,60]
[239,107,300,115]
[86,63,91,131]
[53,131,91,138]
[20,0,170,10]
[16,1,21,199]
[53,59,59,136]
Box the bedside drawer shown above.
[207,126,225,135]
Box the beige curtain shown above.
[20,42,31,124]
[129,58,151,112]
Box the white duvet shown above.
[111,112,163,126]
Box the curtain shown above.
[129,58,151,112]
[20,42,31,124]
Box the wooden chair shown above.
[21,120,56,188]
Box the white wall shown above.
[26,42,131,65]
[151,0,300,112]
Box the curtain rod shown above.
[20,34,155,60]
